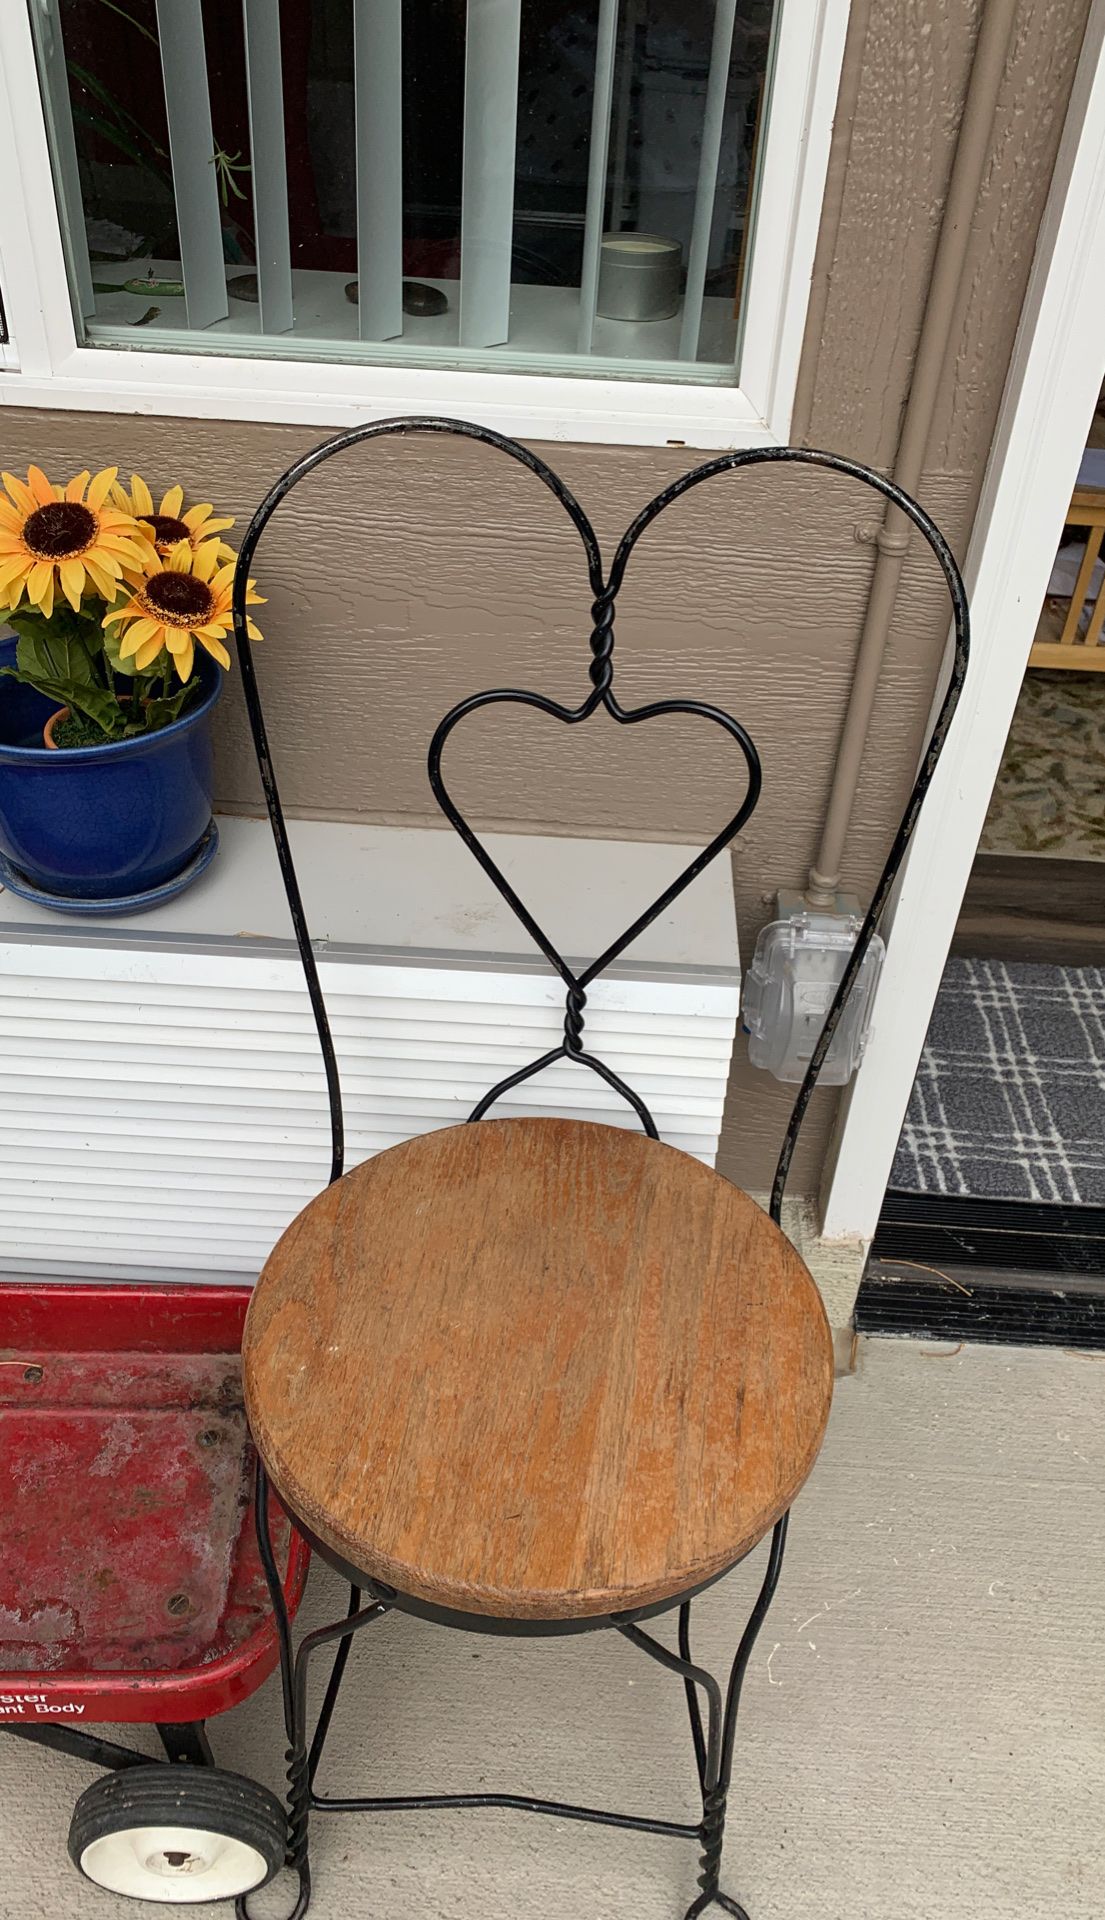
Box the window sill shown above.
[0,813,740,985]
[0,346,774,449]
[84,261,742,385]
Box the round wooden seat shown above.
[243,1117,832,1623]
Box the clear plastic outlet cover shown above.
[742,910,886,1085]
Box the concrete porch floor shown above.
[2,1335,1101,1920]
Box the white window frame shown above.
[0,0,847,449]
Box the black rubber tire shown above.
[68,1763,287,1904]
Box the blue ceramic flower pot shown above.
[0,635,222,900]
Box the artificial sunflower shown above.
[0,465,150,619]
[103,539,264,684]
[110,473,236,564]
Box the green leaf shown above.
[68,61,168,161]
[139,682,199,732]
[0,667,126,740]
[72,105,148,170]
[92,0,159,50]
[15,625,99,688]
[67,684,128,734]
[5,610,58,648]
[9,601,104,665]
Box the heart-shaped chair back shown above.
[231,420,969,1224]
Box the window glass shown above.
[36,0,777,385]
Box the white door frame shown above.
[821,0,1105,1243]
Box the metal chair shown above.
[229,421,969,1920]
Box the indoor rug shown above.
[890,957,1105,1204]
[980,669,1105,859]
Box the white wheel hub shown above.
[80,1824,269,1902]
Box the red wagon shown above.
[0,1280,309,1905]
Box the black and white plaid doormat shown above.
[890,957,1105,1205]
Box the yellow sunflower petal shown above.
[27,466,55,507]
[245,618,264,642]
[123,616,160,649]
[173,638,195,682]
[159,484,185,519]
[25,565,55,619]
[134,635,167,672]
[98,535,148,561]
[0,577,26,611]
[162,625,193,651]
[0,530,23,555]
[2,472,36,515]
[196,632,231,669]
[185,512,235,540]
[102,601,137,627]
[65,470,91,504]
[246,585,266,605]
[26,559,53,607]
[128,474,154,517]
[98,572,133,610]
[89,555,124,584]
[181,503,214,529]
[0,500,21,532]
[166,542,192,573]
[0,556,32,589]
[114,536,154,562]
[120,621,161,662]
[101,539,147,565]
[86,467,119,513]
[58,557,86,612]
[193,544,222,583]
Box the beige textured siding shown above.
[0,0,1090,1192]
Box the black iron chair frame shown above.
[229,420,969,1920]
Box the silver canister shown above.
[596,233,682,322]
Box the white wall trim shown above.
[0,0,848,448]
[0,815,742,1275]
[821,0,1105,1241]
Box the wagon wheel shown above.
[68,1765,286,1904]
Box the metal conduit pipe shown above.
[805,0,1018,908]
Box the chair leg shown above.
[684,1516,790,1920]
[235,1462,390,1920]
[308,1582,364,1786]
[619,1515,789,1920]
